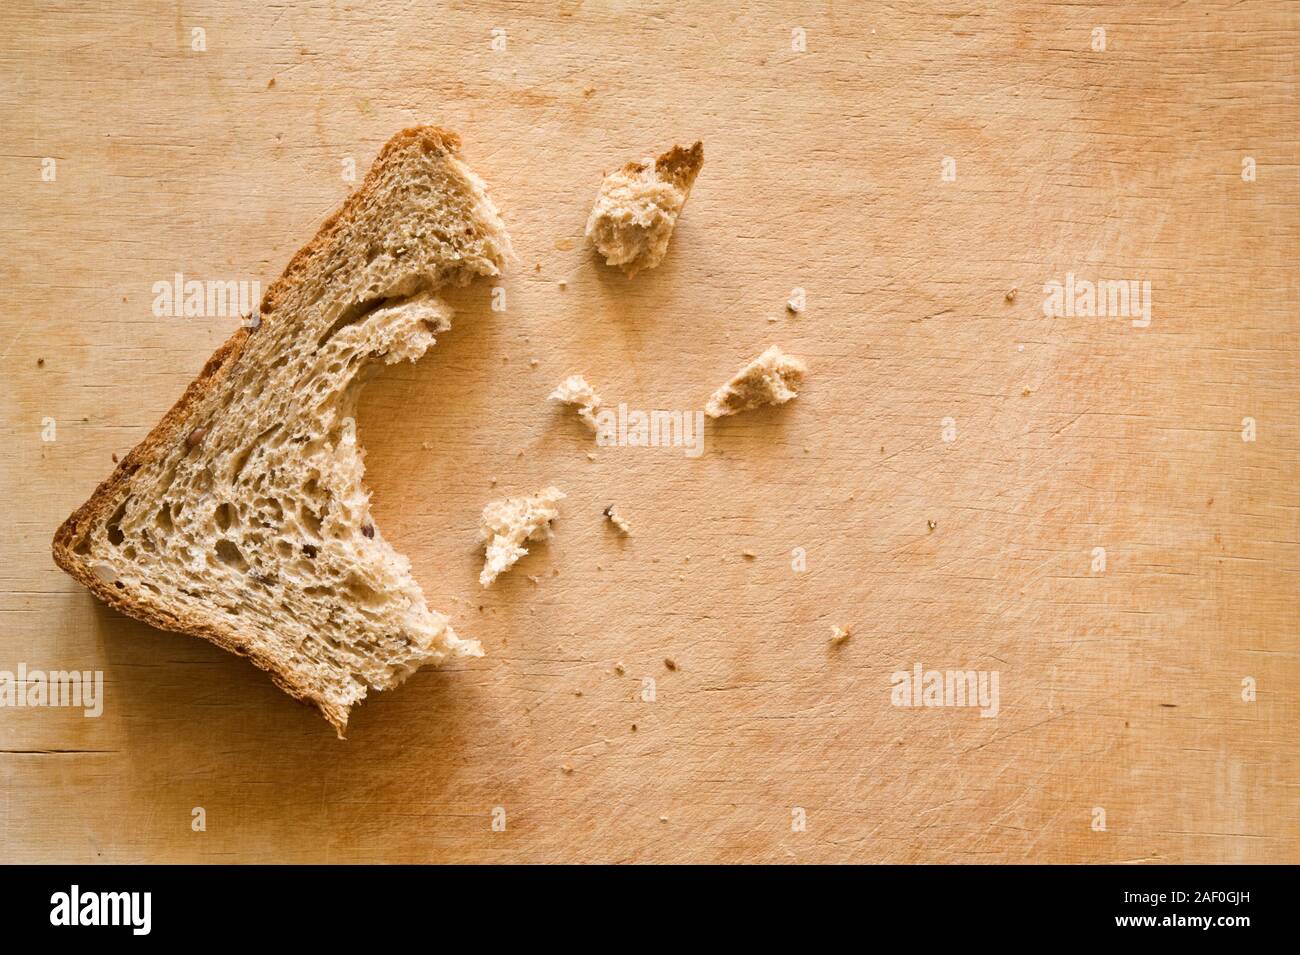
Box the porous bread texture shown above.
[51,126,512,737]
[479,487,565,586]
[705,345,807,418]
[550,374,602,431]
[585,141,703,277]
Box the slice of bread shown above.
[51,126,511,737]
[705,345,807,418]
[585,141,703,276]
[478,487,565,586]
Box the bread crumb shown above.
[550,374,602,432]
[786,298,802,314]
[659,815,669,822]
[561,764,574,774]
[614,662,626,675]
[1005,288,1017,302]
[558,280,567,290]
[478,486,565,586]
[586,452,597,461]
[585,142,703,277]
[705,346,807,418]
[663,657,677,671]
[927,520,937,532]
[604,504,632,536]
[830,624,851,645]
[742,550,756,560]
[1021,387,1032,396]
[36,358,44,367]
[530,358,539,368]
[111,452,118,463]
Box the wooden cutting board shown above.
[2,0,1296,863]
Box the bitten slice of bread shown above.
[51,126,511,737]
[478,487,565,586]
[585,141,703,277]
[705,346,807,418]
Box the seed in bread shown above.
[585,141,703,277]
[705,345,807,418]
[50,126,511,737]
[478,486,565,587]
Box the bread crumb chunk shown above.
[705,345,807,418]
[585,141,703,277]
[550,374,602,432]
[478,486,565,587]
[604,504,632,536]
[830,624,851,645]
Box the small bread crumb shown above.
[478,486,565,587]
[663,657,677,671]
[705,346,807,418]
[550,374,602,432]
[786,298,802,314]
[561,764,574,774]
[604,504,632,535]
[614,662,626,675]
[742,550,756,560]
[585,142,703,277]
[830,624,851,645]
[927,520,937,532]
[1005,288,1017,302]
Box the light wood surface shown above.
[2,1,1296,863]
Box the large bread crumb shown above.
[585,142,703,277]
[705,345,807,418]
[479,487,565,586]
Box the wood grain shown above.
[1,0,1296,863]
